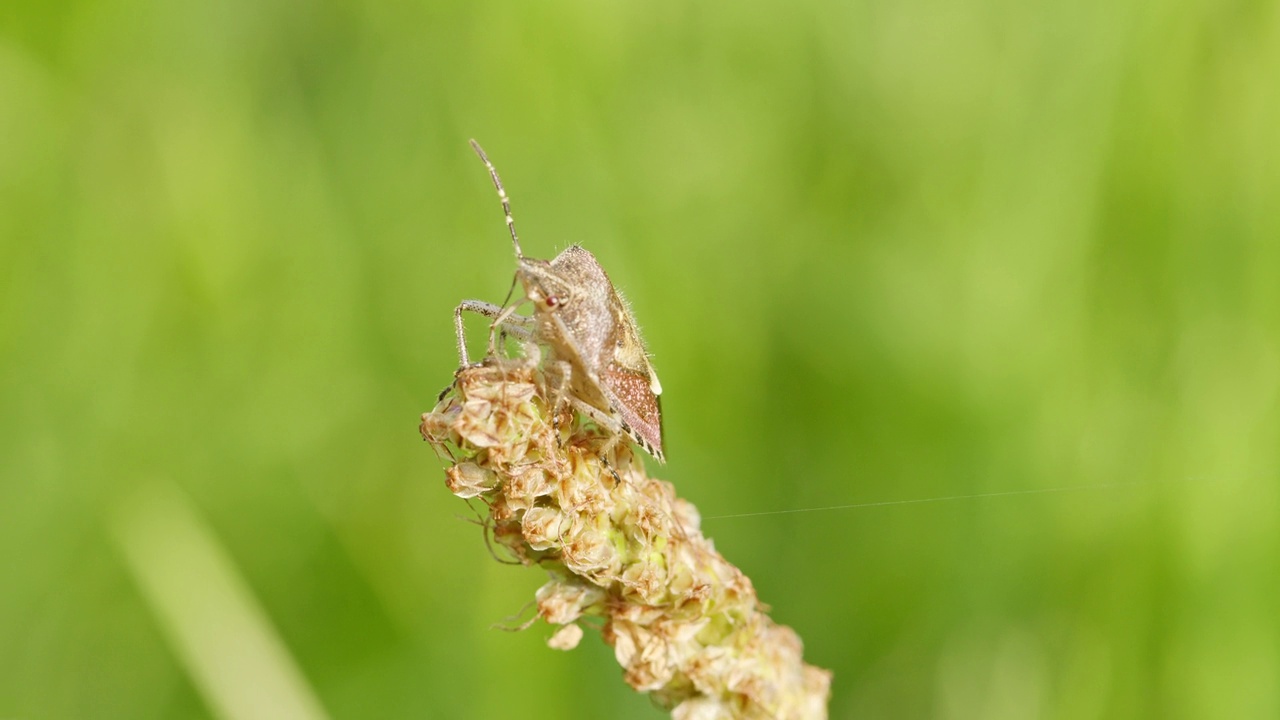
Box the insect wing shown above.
[600,363,665,462]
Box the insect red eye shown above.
[545,296,559,308]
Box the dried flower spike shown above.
[421,353,832,719]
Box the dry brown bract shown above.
[421,354,832,719]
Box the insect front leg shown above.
[453,300,534,366]
[486,301,535,358]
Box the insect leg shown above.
[453,299,533,366]
[486,301,533,357]
[543,359,574,447]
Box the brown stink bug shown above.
[452,140,665,463]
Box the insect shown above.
[453,140,665,463]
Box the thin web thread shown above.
[704,479,1165,521]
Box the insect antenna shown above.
[468,139,524,259]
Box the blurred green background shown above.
[2,0,1277,718]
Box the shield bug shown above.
[453,140,665,463]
